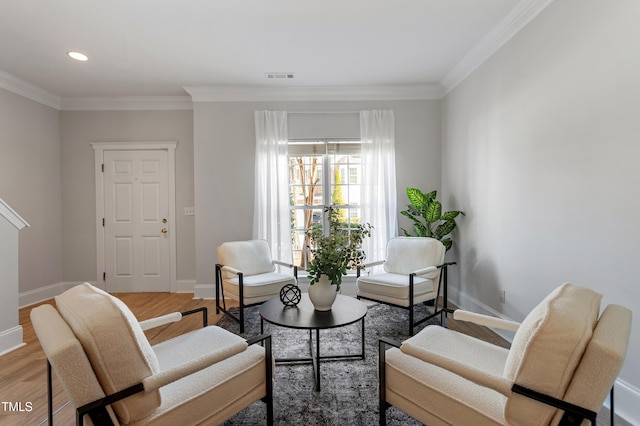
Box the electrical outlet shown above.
[500,290,506,304]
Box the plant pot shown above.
[308,276,337,311]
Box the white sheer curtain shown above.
[253,110,292,263]
[360,110,398,263]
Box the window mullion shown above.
[322,147,331,234]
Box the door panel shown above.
[104,150,170,292]
[115,237,133,276]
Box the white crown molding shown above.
[184,84,443,102]
[60,95,193,111]
[440,0,556,95]
[0,198,30,230]
[2,0,553,107]
[0,69,61,109]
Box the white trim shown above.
[60,96,193,111]
[0,198,30,230]
[0,326,25,357]
[18,281,83,308]
[0,69,61,109]
[176,279,196,293]
[449,287,518,343]
[0,1,554,109]
[441,0,556,95]
[614,379,640,425]
[92,141,178,293]
[184,84,443,102]
[193,284,216,300]
[17,280,200,307]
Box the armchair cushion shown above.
[386,325,509,425]
[55,283,161,423]
[223,272,297,301]
[384,237,444,277]
[356,273,434,307]
[218,240,275,279]
[503,283,602,425]
[132,326,266,426]
[551,304,631,422]
[30,304,119,425]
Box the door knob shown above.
[161,228,168,234]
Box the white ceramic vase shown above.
[308,276,338,311]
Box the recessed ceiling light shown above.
[67,51,88,61]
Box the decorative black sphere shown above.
[279,284,302,307]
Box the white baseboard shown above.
[18,281,85,308]
[0,326,25,357]
[614,379,640,425]
[20,280,198,307]
[447,286,518,343]
[176,279,196,293]
[193,284,215,299]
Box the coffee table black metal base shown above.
[259,293,368,391]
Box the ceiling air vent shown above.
[265,72,295,80]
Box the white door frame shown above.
[92,141,178,292]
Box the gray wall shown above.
[193,100,440,286]
[60,110,195,283]
[0,88,62,294]
[441,0,640,421]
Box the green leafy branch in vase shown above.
[306,206,372,291]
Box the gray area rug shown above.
[217,300,441,425]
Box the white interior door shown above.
[103,150,170,292]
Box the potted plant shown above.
[400,187,464,251]
[306,206,372,310]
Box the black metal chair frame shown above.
[44,307,274,426]
[357,262,455,336]
[216,262,297,333]
[378,337,616,426]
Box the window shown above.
[254,109,396,270]
[288,140,361,268]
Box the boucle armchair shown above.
[216,239,297,333]
[31,283,273,425]
[356,236,449,335]
[379,283,631,425]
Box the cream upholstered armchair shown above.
[31,283,273,426]
[356,236,448,335]
[216,239,297,333]
[379,283,632,426]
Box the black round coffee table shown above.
[259,293,368,391]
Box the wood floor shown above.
[0,293,618,426]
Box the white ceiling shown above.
[0,0,551,104]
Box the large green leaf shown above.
[425,201,442,223]
[400,187,464,252]
[406,187,427,209]
[441,210,463,221]
[400,210,418,222]
[434,220,456,239]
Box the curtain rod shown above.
[287,111,360,115]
